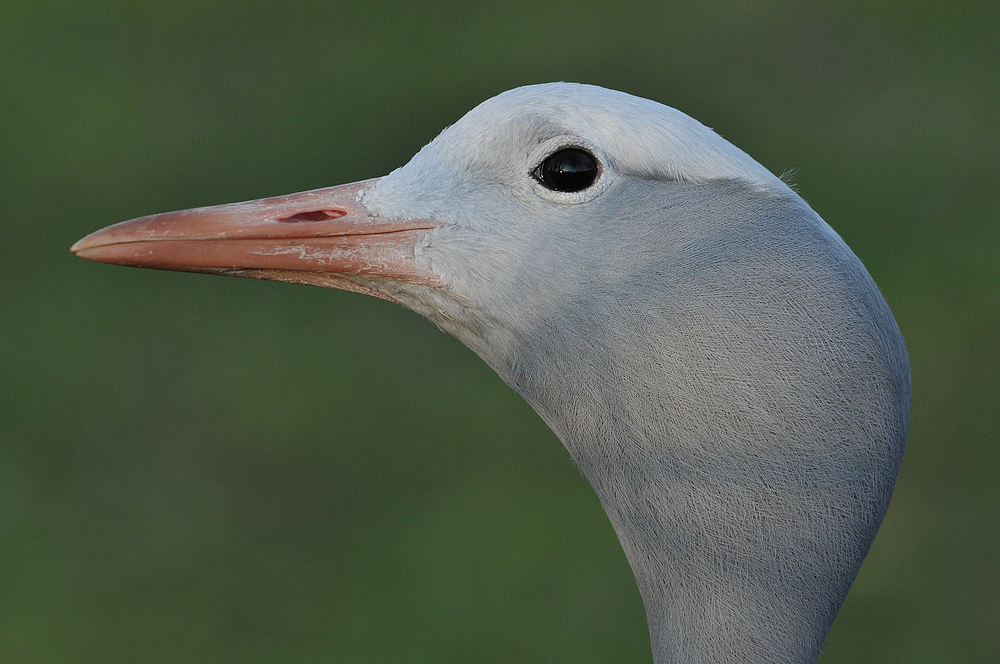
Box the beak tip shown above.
[71,232,101,258]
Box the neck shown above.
[526,351,899,663]
[386,182,908,662]
[488,187,907,662]
[538,408,852,663]
[580,435,848,663]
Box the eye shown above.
[534,148,599,192]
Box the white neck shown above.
[366,180,908,663]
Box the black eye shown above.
[534,148,599,192]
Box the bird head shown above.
[72,83,792,369]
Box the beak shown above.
[71,178,442,300]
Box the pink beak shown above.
[71,178,442,299]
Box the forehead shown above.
[431,83,780,187]
[441,86,651,158]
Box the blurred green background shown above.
[2,1,997,662]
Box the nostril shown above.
[278,210,348,222]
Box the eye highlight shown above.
[534,148,599,193]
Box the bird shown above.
[72,82,910,663]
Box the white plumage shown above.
[73,83,910,663]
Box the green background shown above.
[3,2,997,662]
